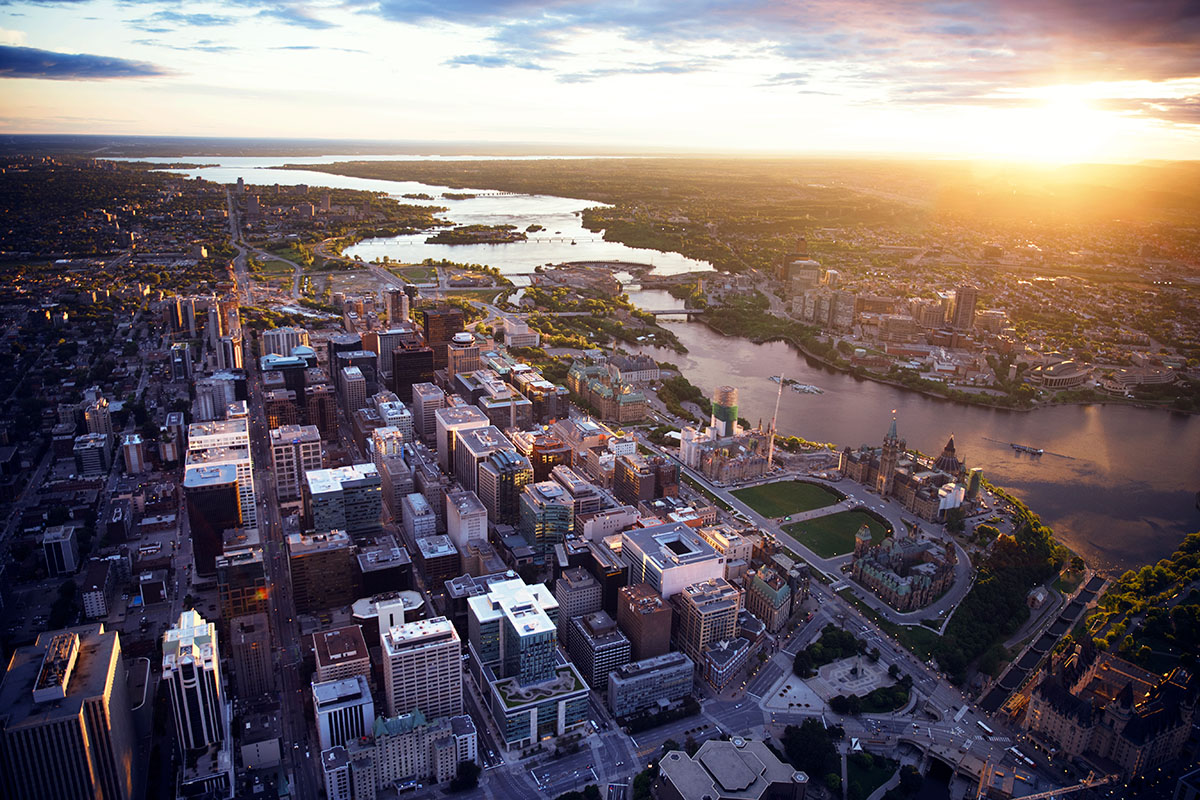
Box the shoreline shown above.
[691,313,1196,417]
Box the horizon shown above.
[2,1,1200,163]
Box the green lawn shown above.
[847,754,897,800]
[784,510,888,558]
[1053,569,1084,595]
[391,265,438,283]
[732,480,840,518]
[836,588,941,660]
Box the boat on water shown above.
[769,375,783,383]
[791,383,823,394]
[1011,443,1044,455]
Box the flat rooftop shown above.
[306,463,379,494]
[313,625,369,666]
[183,463,238,488]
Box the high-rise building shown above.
[554,567,602,645]
[325,332,363,375]
[73,433,111,477]
[519,481,574,562]
[672,578,742,667]
[391,345,435,404]
[183,463,242,576]
[951,284,978,331]
[607,651,694,718]
[0,624,136,800]
[41,525,80,576]
[121,433,148,474]
[171,341,193,382]
[224,614,271,700]
[217,333,244,370]
[454,425,513,494]
[287,531,359,614]
[410,382,444,443]
[313,625,371,684]
[313,675,374,752]
[386,288,410,324]
[305,464,382,536]
[617,582,674,661]
[372,395,414,445]
[445,490,487,553]
[549,465,604,523]
[401,492,438,544]
[621,522,725,599]
[84,396,114,444]
[446,332,481,379]
[187,418,256,529]
[163,610,225,751]
[511,429,572,482]
[261,326,310,357]
[434,405,489,475]
[477,449,533,527]
[381,617,463,719]
[335,350,380,398]
[421,306,464,370]
[567,611,631,689]
[306,382,338,438]
[340,366,368,414]
[216,547,267,625]
[710,385,738,437]
[270,424,324,502]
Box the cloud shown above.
[1097,95,1200,125]
[0,27,25,46]
[271,45,366,52]
[255,7,336,30]
[130,11,238,32]
[444,53,547,70]
[558,59,713,83]
[132,38,235,54]
[0,44,170,79]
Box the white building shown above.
[163,610,225,750]
[381,617,463,719]
[261,326,310,357]
[269,424,323,502]
[620,522,725,599]
[313,674,375,752]
[446,490,487,552]
[187,418,256,529]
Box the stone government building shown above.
[850,526,957,612]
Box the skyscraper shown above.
[951,284,978,331]
[386,288,410,323]
[186,418,256,529]
[269,424,324,502]
[313,675,374,751]
[381,617,463,719]
[305,463,382,536]
[391,344,435,403]
[410,382,444,443]
[477,449,533,527]
[183,463,242,577]
[519,481,574,562]
[421,306,464,370]
[163,610,225,751]
[0,624,136,800]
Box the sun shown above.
[973,88,1115,163]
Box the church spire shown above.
[886,411,898,442]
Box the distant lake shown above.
[129,155,1200,572]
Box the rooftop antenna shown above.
[767,373,784,470]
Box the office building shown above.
[621,522,725,599]
[270,424,323,502]
[313,625,371,684]
[341,366,368,414]
[434,405,488,475]
[377,453,414,520]
[0,624,136,800]
[163,610,225,751]
[356,535,413,595]
[554,567,602,644]
[454,425,513,493]
[465,577,588,751]
[471,372,534,430]
[446,490,487,553]
[745,565,793,633]
[446,332,481,378]
[414,535,460,586]
[230,613,273,698]
[42,525,80,576]
[73,432,111,476]
[477,449,533,527]
[511,429,571,482]
[306,382,338,437]
[391,344,435,403]
[519,481,575,562]
[217,333,243,370]
[401,493,438,543]
[216,547,268,624]
[288,531,359,614]
[607,651,695,718]
[313,675,374,752]
[381,617,463,719]
[261,326,309,357]
[656,738,808,800]
[373,393,415,444]
[951,284,978,331]
[710,385,739,437]
[326,332,363,373]
[411,382,444,443]
[171,341,193,381]
[305,464,383,537]
[386,288,410,323]
[550,465,605,522]
[421,306,464,370]
[183,463,242,576]
[617,582,674,661]
[81,560,114,619]
[84,396,114,443]
[187,418,256,529]
[121,433,147,474]
[673,578,742,667]
[567,611,631,689]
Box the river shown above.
[130,155,1200,572]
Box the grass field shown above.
[836,589,942,659]
[391,265,438,283]
[847,755,897,800]
[784,510,888,558]
[732,480,840,518]
[256,259,295,276]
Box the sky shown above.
[1,0,1199,161]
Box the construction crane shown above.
[766,373,784,470]
[974,763,1118,800]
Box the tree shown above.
[899,764,923,794]
[1070,555,1086,572]
[888,663,901,680]
[781,720,838,778]
[825,773,842,792]
[448,760,481,792]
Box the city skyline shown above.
[0,0,1198,161]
